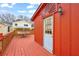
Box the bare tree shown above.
[0,13,16,25]
[24,16,30,21]
[0,13,31,25]
[17,15,30,21]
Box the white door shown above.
[43,16,53,53]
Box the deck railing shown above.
[0,29,34,55]
[0,31,15,55]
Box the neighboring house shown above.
[12,20,34,30]
[0,23,12,35]
[31,3,79,56]
[12,20,34,35]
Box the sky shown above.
[0,3,40,19]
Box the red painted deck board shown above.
[2,35,52,56]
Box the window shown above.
[15,23,17,26]
[45,17,52,34]
[31,24,34,27]
[8,26,10,32]
[24,24,28,26]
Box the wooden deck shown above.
[2,35,52,56]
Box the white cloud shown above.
[0,10,14,14]
[29,3,40,5]
[26,14,33,18]
[0,10,9,13]
[0,3,15,8]
[0,0,72,3]
[0,10,13,15]
[0,0,41,3]
[27,3,40,9]
[28,9,36,13]
[27,5,34,9]
[1,3,11,8]
[17,9,36,18]
[18,10,26,13]
[11,3,16,6]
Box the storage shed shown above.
[31,3,79,56]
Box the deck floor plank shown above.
[2,35,52,56]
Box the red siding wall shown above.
[60,4,70,56]
[60,4,70,55]
[34,15,43,46]
[71,4,79,56]
[54,12,61,55]
[54,4,79,56]
[34,3,79,56]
